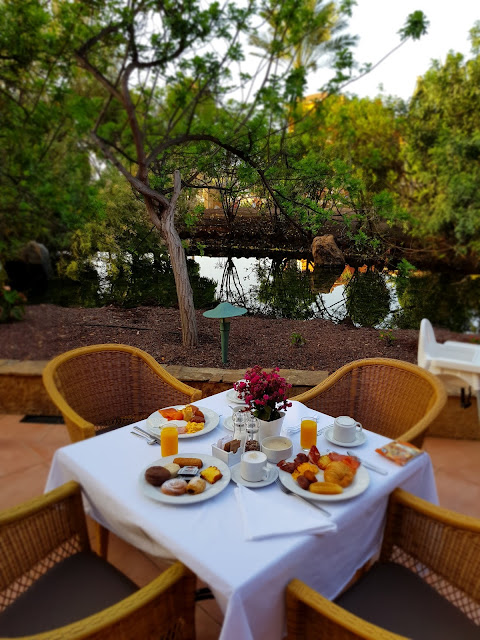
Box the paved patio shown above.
[1,413,479,639]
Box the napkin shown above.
[234,485,337,541]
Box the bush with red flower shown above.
[0,286,27,323]
[234,366,292,422]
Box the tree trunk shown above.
[145,171,198,347]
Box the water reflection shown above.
[195,257,480,331]
[28,252,480,331]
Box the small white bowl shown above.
[261,436,293,464]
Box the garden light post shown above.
[203,302,247,364]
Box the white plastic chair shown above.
[418,318,480,418]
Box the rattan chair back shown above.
[290,358,447,447]
[43,344,202,442]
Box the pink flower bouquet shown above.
[234,365,292,422]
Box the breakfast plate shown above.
[324,426,366,448]
[140,453,230,505]
[230,463,278,488]
[279,464,369,502]
[145,405,219,439]
[226,389,247,404]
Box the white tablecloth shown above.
[46,392,438,640]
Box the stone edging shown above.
[1,359,478,439]
[0,359,327,415]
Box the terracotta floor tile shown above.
[195,604,222,640]
[27,424,71,463]
[0,462,51,509]
[107,533,165,586]
[434,472,480,518]
[197,595,225,626]
[424,437,480,481]
[0,416,53,441]
[0,437,45,477]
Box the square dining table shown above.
[46,391,438,640]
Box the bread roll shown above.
[309,481,343,494]
[186,477,206,494]
[163,463,180,478]
[145,466,170,487]
[173,457,203,468]
[161,478,188,495]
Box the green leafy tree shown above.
[404,25,480,259]
[0,0,101,263]
[250,0,356,73]
[65,0,303,346]
[1,0,429,345]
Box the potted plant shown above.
[234,366,292,440]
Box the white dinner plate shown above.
[230,463,278,488]
[226,389,247,404]
[324,426,366,448]
[145,405,219,439]
[223,416,233,431]
[140,453,230,505]
[279,463,370,502]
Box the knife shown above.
[347,452,388,475]
[132,425,161,444]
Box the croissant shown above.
[324,461,355,488]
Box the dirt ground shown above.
[0,304,473,373]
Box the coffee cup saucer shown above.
[324,426,366,448]
[230,463,278,488]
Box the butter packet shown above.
[375,441,423,466]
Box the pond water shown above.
[29,253,480,332]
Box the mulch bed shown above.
[1,304,471,373]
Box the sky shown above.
[307,0,480,101]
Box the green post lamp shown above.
[203,302,247,364]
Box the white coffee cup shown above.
[333,416,362,443]
[241,450,268,482]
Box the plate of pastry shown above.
[278,451,370,502]
[140,453,231,505]
[145,405,219,439]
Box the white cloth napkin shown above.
[234,485,337,541]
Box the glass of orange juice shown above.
[161,427,178,457]
[300,416,317,451]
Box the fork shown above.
[274,477,331,517]
[284,424,332,436]
[131,431,157,445]
[133,425,161,444]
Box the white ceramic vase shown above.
[257,412,285,442]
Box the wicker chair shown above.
[0,482,196,640]
[290,358,447,447]
[43,344,202,556]
[286,488,480,640]
[43,344,202,443]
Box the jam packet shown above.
[177,466,199,477]
[376,441,423,466]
